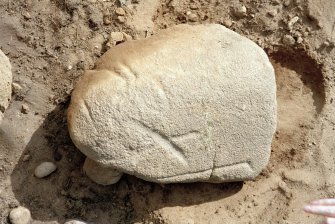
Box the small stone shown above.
[233,5,247,18]
[186,12,198,22]
[115,7,125,16]
[67,65,73,71]
[12,83,22,94]
[267,10,277,17]
[296,36,303,44]
[323,41,330,47]
[288,16,299,29]
[9,206,31,224]
[103,16,111,25]
[283,0,291,6]
[222,19,233,27]
[34,162,57,178]
[117,16,125,23]
[282,35,295,45]
[22,12,32,20]
[64,220,87,224]
[21,104,29,114]
[190,4,198,10]
[272,0,280,5]
[108,32,124,46]
[22,154,30,162]
[48,94,55,101]
[122,32,133,41]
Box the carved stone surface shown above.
[0,50,12,122]
[68,24,277,184]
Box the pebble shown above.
[288,16,299,29]
[12,83,22,94]
[64,220,87,224]
[272,0,281,5]
[283,0,291,6]
[34,162,57,178]
[282,34,295,45]
[22,12,32,20]
[222,19,233,27]
[117,16,125,23]
[21,104,29,114]
[9,206,31,224]
[296,36,303,44]
[267,10,277,17]
[190,4,198,10]
[122,32,133,41]
[107,32,132,47]
[233,5,247,18]
[109,32,124,46]
[103,16,111,25]
[186,11,198,22]
[115,7,125,16]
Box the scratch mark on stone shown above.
[131,118,188,165]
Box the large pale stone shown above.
[0,50,12,121]
[68,24,276,184]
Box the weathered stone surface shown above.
[0,50,12,122]
[68,24,277,184]
[9,206,31,224]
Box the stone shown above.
[288,16,299,29]
[116,16,125,23]
[233,5,247,18]
[84,158,123,185]
[282,34,296,45]
[186,11,198,22]
[64,220,87,224]
[68,24,277,184]
[0,50,12,122]
[34,162,57,178]
[115,7,125,16]
[9,206,31,224]
[12,82,22,94]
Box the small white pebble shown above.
[117,16,125,23]
[67,65,73,71]
[64,220,88,224]
[187,12,198,22]
[12,83,22,94]
[9,206,31,224]
[222,19,233,27]
[288,16,299,28]
[296,36,303,44]
[233,5,247,18]
[34,162,57,178]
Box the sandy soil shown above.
[0,0,335,223]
